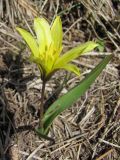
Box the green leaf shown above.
[54,41,98,68]
[41,55,112,134]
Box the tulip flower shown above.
[16,16,98,81]
[16,16,101,133]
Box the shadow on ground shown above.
[0,53,34,159]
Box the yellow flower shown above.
[16,16,98,81]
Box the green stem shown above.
[39,81,46,129]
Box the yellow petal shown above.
[16,27,39,58]
[34,18,46,53]
[55,63,80,76]
[55,41,98,68]
[51,16,63,51]
[34,17,52,52]
[46,44,54,65]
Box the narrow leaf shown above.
[42,55,112,134]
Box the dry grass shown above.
[0,0,120,159]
